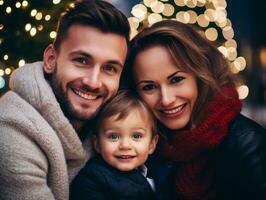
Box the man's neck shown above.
[70,119,84,134]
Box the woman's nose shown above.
[160,87,175,107]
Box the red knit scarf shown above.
[160,86,242,200]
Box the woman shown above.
[122,20,266,200]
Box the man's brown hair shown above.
[53,0,130,51]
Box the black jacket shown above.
[214,114,266,200]
[70,155,176,200]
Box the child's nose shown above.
[119,138,132,150]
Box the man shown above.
[0,0,129,199]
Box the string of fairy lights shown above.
[0,0,73,92]
[0,0,249,100]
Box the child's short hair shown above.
[93,90,157,137]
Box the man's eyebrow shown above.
[106,60,123,68]
[69,50,123,68]
[69,50,92,58]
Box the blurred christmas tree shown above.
[0,0,72,94]
[128,0,249,100]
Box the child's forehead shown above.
[102,108,152,125]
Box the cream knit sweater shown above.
[0,62,92,200]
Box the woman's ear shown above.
[43,44,57,74]
[92,135,101,153]
[149,134,159,154]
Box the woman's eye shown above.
[142,84,156,91]
[171,76,185,83]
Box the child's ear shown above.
[149,134,159,154]
[92,135,101,153]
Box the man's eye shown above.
[171,76,185,83]
[73,57,88,65]
[142,84,156,91]
[103,65,118,74]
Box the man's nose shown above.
[83,66,102,90]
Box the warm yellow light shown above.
[50,31,57,39]
[69,2,75,8]
[0,24,4,30]
[0,1,4,6]
[37,25,44,31]
[204,9,216,21]
[197,14,209,27]
[128,17,140,30]
[230,62,240,74]
[218,46,228,58]
[53,0,61,5]
[187,0,197,8]
[176,11,190,24]
[5,68,11,75]
[215,18,227,28]
[148,13,163,25]
[0,69,4,76]
[131,4,147,21]
[213,0,227,9]
[35,12,43,20]
[6,6,12,14]
[174,0,188,7]
[225,39,237,48]
[162,4,175,17]
[197,0,206,4]
[19,59,25,67]
[45,15,51,21]
[16,2,22,8]
[222,26,234,40]
[22,0,28,7]
[150,1,164,13]
[3,54,8,60]
[234,56,246,71]
[31,9,37,17]
[205,27,218,41]
[215,8,227,24]
[30,27,37,37]
[25,23,31,31]
[237,85,249,100]
[143,0,156,7]
[227,47,237,61]
[187,10,197,24]
[259,47,266,68]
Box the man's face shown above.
[44,24,127,123]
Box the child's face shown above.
[94,109,158,171]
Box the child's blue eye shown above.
[107,133,119,141]
[132,133,142,139]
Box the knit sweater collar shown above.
[9,62,90,164]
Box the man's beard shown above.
[49,70,98,122]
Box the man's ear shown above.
[43,44,57,74]
[92,135,101,153]
[149,134,159,154]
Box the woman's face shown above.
[133,45,198,130]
